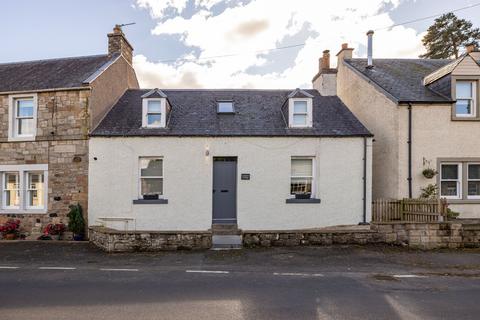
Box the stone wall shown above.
[89,227,212,252]
[243,229,384,247]
[0,90,90,236]
[243,222,480,250]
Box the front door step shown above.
[211,235,242,249]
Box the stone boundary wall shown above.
[243,229,384,247]
[243,222,480,250]
[89,227,212,252]
[89,222,480,252]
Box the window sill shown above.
[451,116,480,121]
[446,199,480,204]
[286,198,321,204]
[0,209,47,214]
[133,199,168,204]
[7,136,36,142]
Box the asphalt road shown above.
[1,242,480,320]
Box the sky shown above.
[1,0,479,89]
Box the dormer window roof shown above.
[217,101,235,113]
[286,88,313,128]
[142,89,169,128]
[141,88,167,99]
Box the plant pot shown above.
[295,193,311,199]
[62,231,74,241]
[73,234,84,241]
[5,233,16,240]
[143,194,159,200]
[422,169,437,179]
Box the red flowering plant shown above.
[44,223,66,236]
[0,219,21,236]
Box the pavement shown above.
[1,242,480,319]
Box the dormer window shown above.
[456,81,477,117]
[217,101,234,113]
[141,89,169,128]
[286,89,313,128]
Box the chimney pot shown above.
[341,43,348,50]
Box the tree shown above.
[420,12,480,59]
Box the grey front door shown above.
[212,157,237,224]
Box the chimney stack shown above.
[108,25,134,64]
[320,50,330,71]
[366,30,374,68]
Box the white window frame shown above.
[142,98,166,128]
[290,157,316,198]
[138,157,164,199]
[455,81,476,118]
[440,163,462,200]
[8,93,38,141]
[288,98,313,128]
[2,172,20,210]
[0,164,48,214]
[25,171,46,210]
[467,163,480,200]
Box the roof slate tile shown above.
[92,89,372,137]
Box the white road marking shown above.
[273,272,324,277]
[186,270,230,274]
[393,274,427,278]
[39,267,76,270]
[0,266,20,269]
[99,268,139,272]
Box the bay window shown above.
[0,165,47,213]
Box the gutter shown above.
[407,103,413,198]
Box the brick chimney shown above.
[108,25,134,64]
[320,50,331,71]
[312,49,337,96]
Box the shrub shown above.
[67,204,85,236]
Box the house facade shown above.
[313,37,480,218]
[0,26,138,236]
[88,89,373,235]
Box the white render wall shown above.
[88,137,372,231]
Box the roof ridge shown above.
[0,53,109,66]
[129,88,317,92]
[348,58,452,62]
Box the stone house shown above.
[88,88,373,248]
[313,33,480,218]
[0,26,138,236]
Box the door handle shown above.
[220,190,228,193]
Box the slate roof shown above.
[0,54,118,93]
[344,58,453,103]
[92,89,372,137]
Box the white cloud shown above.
[134,0,425,89]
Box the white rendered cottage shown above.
[88,88,373,238]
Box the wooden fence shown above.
[372,198,448,223]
